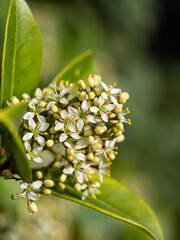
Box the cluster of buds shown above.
[7,74,131,214]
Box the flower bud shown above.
[116,123,124,130]
[44,179,54,188]
[78,92,87,101]
[114,130,123,137]
[39,101,47,108]
[87,77,95,88]
[88,136,94,144]
[102,126,107,132]
[92,143,102,151]
[51,105,58,113]
[93,181,101,188]
[67,148,75,155]
[58,182,65,190]
[69,83,74,91]
[42,189,51,195]
[84,129,92,137]
[50,127,57,134]
[88,91,95,100]
[53,162,61,168]
[52,113,60,119]
[109,152,116,160]
[116,134,125,142]
[87,152,94,161]
[2,169,13,180]
[11,96,20,105]
[119,92,129,104]
[67,155,74,161]
[59,174,67,182]
[74,183,81,192]
[35,171,43,179]
[95,126,104,135]
[110,120,118,124]
[46,139,54,147]
[28,202,38,215]
[78,80,86,90]
[109,113,116,119]
[114,106,122,114]
[54,154,61,162]
[93,156,100,163]
[21,93,30,100]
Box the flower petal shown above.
[101,81,108,91]
[77,119,84,131]
[60,88,68,97]
[59,98,68,104]
[59,133,68,142]
[37,135,45,146]
[63,166,75,174]
[98,96,104,106]
[76,152,86,161]
[71,133,80,140]
[20,182,28,189]
[28,191,39,201]
[110,96,118,105]
[104,104,115,111]
[24,141,31,152]
[61,110,68,119]
[23,112,35,120]
[31,180,43,189]
[38,123,49,132]
[23,133,33,141]
[28,118,36,130]
[90,106,98,113]
[55,122,64,131]
[111,88,121,94]
[33,156,43,163]
[37,115,46,123]
[68,123,76,133]
[82,100,89,113]
[101,112,108,122]
[86,115,96,123]
[77,171,83,183]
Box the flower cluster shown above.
[7,74,131,214]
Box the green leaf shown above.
[51,51,94,84]
[0,102,32,182]
[1,0,42,107]
[52,175,163,240]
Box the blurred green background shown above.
[0,0,180,239]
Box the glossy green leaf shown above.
[1,0,42,107]
[0,102,32,182]
[51,51,94,84]
[52,175,163,240]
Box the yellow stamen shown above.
[114,82,117,86]
[77,107,80,110]
[85,120,88,124]
[41,153,44,156]
[37,194,40,198]
[44,108,47,111]
[44,132,48,135]
[22,196,26,199]
[42,90,45,95]
[28,127,31,130]
[34,93,38,97]
[31,186,34,190]
[91,194,96,199]
[53,86,56,90]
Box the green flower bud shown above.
[74,183,81,192]
[35,171,43,179]
[46,139,54,147]
[95,126,104,135]
[42,189,51,195]
[44,179,54,188]
[2,169,13,180]
[78,80,86,90]
[58,182,65,190]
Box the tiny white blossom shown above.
[101,81,121,105]
[22,119,49,146]
[24,141,43,163]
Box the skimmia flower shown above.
[8,73,131,215]
[90,96,115,122]
[12,181,42,201]
[22,118,49,146]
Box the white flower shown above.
[34,88,44,101]
[81,183,101,200]
[13,181,42,201]
[101,81,121,105]
[68,100,96,131]
[102,139,116,159]
[90,96,115,122]
[22,119,49,146]
[54,110,80,142]
[63,162,91,184]
[64,140,87,164]
[49,81,69,105]
[24,141,43,163]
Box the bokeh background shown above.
[0,0,180,239]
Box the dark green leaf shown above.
[52,175,163,240]
[0,102,32,181]
[1,0,42,107]
[51,51,94,84]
